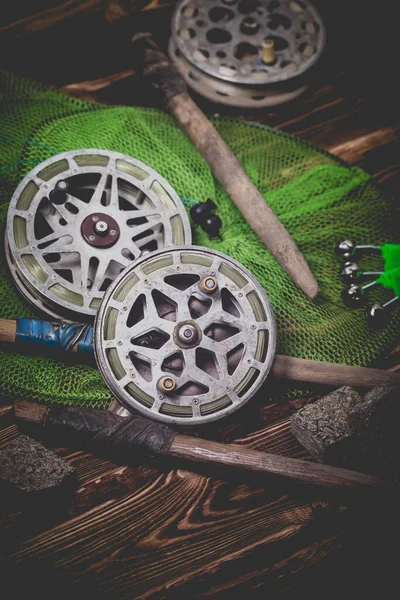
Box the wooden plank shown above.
[6,470,338,599]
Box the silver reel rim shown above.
[95,246,277,425]
[6,149,192,322]
[169,38,307,108]
[170,0,325,107]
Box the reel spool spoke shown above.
[176,302,194,322]
[108,174,120,208]
[46,253,81,286]
[201,330,245,356]
[127,219,164,240]
[52,202,75,224]
[35,233,75,253]
[136,233,160,251]
[78,253,94,291]
[91,261,108,291]
[89,172,109,206]
[206,308,241,327]
[95,246,276,425]
[6,149,191,321]
[64,194,86,215]
[131,209,168,220]
[116,252,137,269]
[130,344,164,363]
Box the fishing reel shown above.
[169,0,326,108]
[336,239,400,328]
[95,246,276,424]
[5,149,191,322]
[6,150,277,425]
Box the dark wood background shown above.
[0,1,399,598]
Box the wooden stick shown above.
[167,93,319,300]
[272,355,400,388]
[14,400,384,489]
[2,318,399,387]
[169,435,383,488]
[60,69,136,96]
[132,34,319,300]
[0,318,16,344]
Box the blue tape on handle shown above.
[76,323,94,354]
[16,318,94,354]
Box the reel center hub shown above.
[81,212,120,248]
[174,320,202,348]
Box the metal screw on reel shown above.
[169,0,326,108]
[5,149,191,322]
[95,246,277,425]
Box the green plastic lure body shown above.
[377,266,400,296]
[381,244,400,273]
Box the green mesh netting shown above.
[0,69,398,410]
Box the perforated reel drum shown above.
[6,149,191,322]
[95,246,277,425]
[169,0,326,108]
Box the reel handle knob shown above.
[190,198,216,225]
[49,179,69,205]
[201,214,222,238]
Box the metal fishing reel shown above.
[6,149,191,322]
[169,0,326,108]
[95,246,276,425]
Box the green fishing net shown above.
[0,69,398,410]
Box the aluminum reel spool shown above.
[6,149,191,322]
[95,246,277,425]
[169,0,326,108]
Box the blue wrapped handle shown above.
[16,318,94,354]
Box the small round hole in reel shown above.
[95,246,277,425]
[6,149,191,322]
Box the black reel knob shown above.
[202,214,222,238]
[190,199,222,237]
[190,198,216,225]
[49,179,69,205]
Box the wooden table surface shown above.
[0,2,399,598]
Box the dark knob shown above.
[201,214,222,238]
[49,179,69,205]
[190,199,216,225]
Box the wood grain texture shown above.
[272,355,400,388]
[170,435,383,488]
[1,1,400,598]
[0,318,16,343]
[0,0,171,35]
[15,401,383,488]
